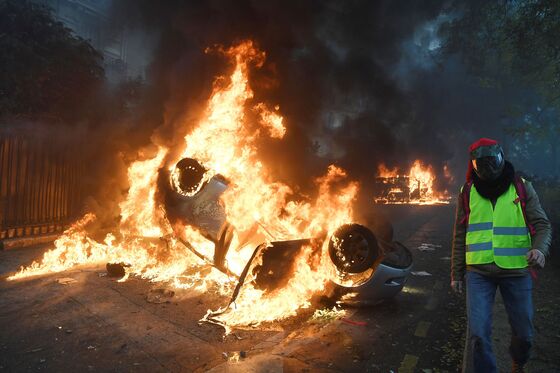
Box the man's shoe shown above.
[512,361,526,373]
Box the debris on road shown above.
[411,271,432,276]
[106,263,130,278]
[56,277,77,285]
[225,351,247,362]
[341,318,368,327]
[417,243,442,252]
[97,272,107,277]
[146,288,175,304]
[309,307,346,323]
[25,347,43,353]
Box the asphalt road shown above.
[1,205,558,372]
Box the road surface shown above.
[1,205,558,372]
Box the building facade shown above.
[33,0,145,83]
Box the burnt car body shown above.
[157,157,413,305]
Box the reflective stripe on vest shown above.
[465,183,531,269]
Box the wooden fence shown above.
[0,134,84,241]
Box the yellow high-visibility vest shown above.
[465,183,531,269]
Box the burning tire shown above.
[328,224,380,274]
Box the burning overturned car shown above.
[153,156,413,311]
[10,41,412,327]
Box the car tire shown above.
[328,224,380,274]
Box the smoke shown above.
[96,0,540,216]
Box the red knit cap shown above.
[466,138,499,182]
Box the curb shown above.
[1,234,60,251]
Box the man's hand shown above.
[527,249,545,268]
[451,280,463,294]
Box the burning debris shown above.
[7,40,412,329]
[373,160,451,205]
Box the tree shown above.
[440,0,560,175]
[0,0,104,123]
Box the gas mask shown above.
[471,144,505,181]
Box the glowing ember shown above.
[8,40,359,328]
[374,160,450,205]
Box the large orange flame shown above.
[8,40,358,327]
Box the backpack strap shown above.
[460,181,473,226]
[513,175,536,236]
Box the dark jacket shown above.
[451,179,552,281]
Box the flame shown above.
[408,160,436,200]
[216,243,335,326]
[377,163,400,178]
[119,148,168,237]
[8,40,359,327]
[8,213,114,280]
[175,40,357,325]
[374,160,450,205]
[254,103,286,139]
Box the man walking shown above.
[451,138,552,372]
